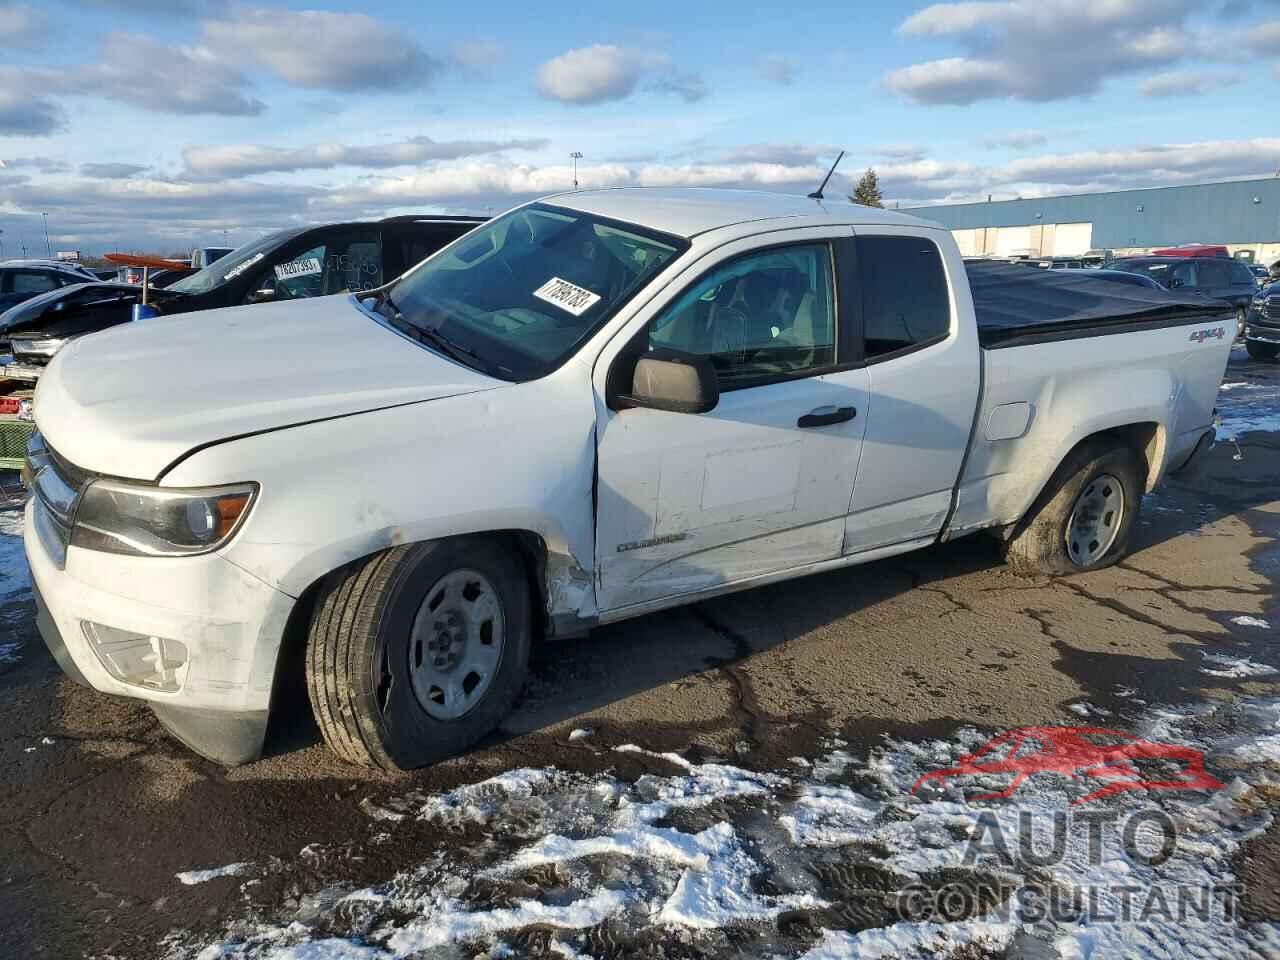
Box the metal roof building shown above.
[902,177,1280,263]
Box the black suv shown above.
[1110,256,1257,334]
[0,215,484,376]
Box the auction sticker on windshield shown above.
[223,252,264,281]
[274,258,323,281]
[533,277,601,316]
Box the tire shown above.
[1003,439,1143,577]
[305,537,531,770]
[1246,339,1280,361]
[1235,308,1247,341]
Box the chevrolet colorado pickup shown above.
[23,189,1232,768]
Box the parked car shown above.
[1250,264,1271,285]
[1110,255,1256,334]
[191,246,233,269]
[1151,244,1230,258]
[1245,281,1280,359]
[0,215,485,378]
[1035,258,1084,269]
[0,259,99,315]
[23,189,1232,769]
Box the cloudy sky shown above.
[1,0,1279,253]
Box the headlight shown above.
[13,337,65,358]
[70,480,257,557]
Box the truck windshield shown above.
[378,203,685,381]
[167,230,297,296]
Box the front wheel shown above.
[1246,339,1280,361]
[1003,439,1144,577]
[1235,307,1247,340]
[305,538,531,770]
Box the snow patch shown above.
[1201,652,1278,678]
[1231,615,1271,630]
[175,698,1280,959]
[177,862,253,885]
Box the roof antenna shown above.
[808,150,845,200]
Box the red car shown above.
[911,726,1223,805]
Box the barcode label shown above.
[274,257,323,281]
[533,277,602,316]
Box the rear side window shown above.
[11,271,60,294]
[857,236,950,358]
[1230,261,1255,284]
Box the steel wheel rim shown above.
[407,568,505,720]
[1065,473,1125,568]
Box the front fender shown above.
[166,369,600,620]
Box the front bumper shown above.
[25,498,296,764]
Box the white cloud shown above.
[81,162,149,179]
[1140,69,1243,96]
[0,83,65,135]
[885,0,1200,104]
[755,55,796,85]
[982,130,1048,150]
[0,2,46,48]
[534,45,647,104]
[202,6,439,91]
[181,136,551,179]
[79,33,265,115]
[534,44,707,105]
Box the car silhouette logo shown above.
[911,726,1223,805]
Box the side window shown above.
[327,237,382,294]
[647,243,835,389]
[858,236,950,358]
[1197,261,1230,288]
[1231,261,1255,285]
[1167,261,1196,289]
[253,243,328,302]
[12,271,60,294]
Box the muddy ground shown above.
[1,348,1278,958]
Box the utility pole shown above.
[41,212,51,257]
[570,151,583,191]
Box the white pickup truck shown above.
[24,189,1232,768]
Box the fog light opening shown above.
[82,622,189,692]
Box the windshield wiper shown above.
[373,294,491,372]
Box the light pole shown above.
[0,228,5,261]
[41,212,51,257]
[570,151,583,191]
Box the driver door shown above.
[594,235,869,613]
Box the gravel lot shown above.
[1,347,1278,959]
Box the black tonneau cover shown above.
[967,261,1231,349]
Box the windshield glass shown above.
[381,203,685,380]
[1110,260,1173,284]
[168,230,296,295]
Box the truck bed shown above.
[967,261,1230,348]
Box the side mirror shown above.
[1169,277,1185,289]
[246,287,277,304]
[616,349,719,414]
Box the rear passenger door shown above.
[843,229,982,553]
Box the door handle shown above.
[797,405,857,428]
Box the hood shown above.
[34,294,502,479]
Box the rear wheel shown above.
[1246,339,1280,361]
[1003,439,1143,576]
[305,538,531,770]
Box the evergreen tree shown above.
[850,168,884,208]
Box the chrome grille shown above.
[1264,295,1280,322]
[24,432,94,569]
